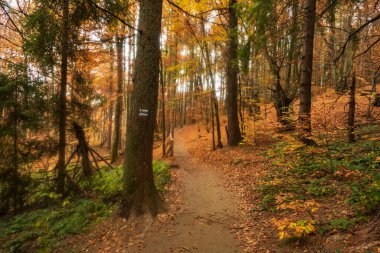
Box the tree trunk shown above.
[348,72,356,143]
[298,0,316,135]
[57,0,69,195]
[107,45,115,149]
[274,73,294,129]
[120,0,163,217]
[212,88,223,148]
[368,65,380,117]
[126,34,134,120]
[326,0,337,89]
[264,50,295,129]
[226,0,242,146]
[200,19,222,147]
[11,80,21,213]
[285,0,298,91]
[73,123,92,178]
[160,55,166,158]
[211,91,216,150]
[111,37,124,163]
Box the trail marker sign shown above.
[139,109,149,117]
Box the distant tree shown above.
[0,65,51,214]
[348,71,356,143]
[111,35,124,163]
[107,45,115,149]
[56,0,69,195]
[250,0,300,129]
[24,0,100,194]
[298,0,316,137]
[108,0,129,163]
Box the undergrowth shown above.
[0,160,171,252]
[0,199,110,252]
[258,124,380,241]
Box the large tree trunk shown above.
[111,37,124,163]
[298,0,316,135]
[120,0,163,217]
[57,0,69,195]
[226,0,242,146]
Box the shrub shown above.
[153,160,171,192]
[350,176,380,214]
[90,165,123,202]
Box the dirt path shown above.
[63,135,244,253]
[137,136,242,253]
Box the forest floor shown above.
[172,86,380,253]
[173,127,380,253]
[60,86,380,253]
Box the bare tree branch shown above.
[336,13,380,60]
[0,1,25,40]
[166,0,225,27]
[354,36,380,59]
[86,0,141,33]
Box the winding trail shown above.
[138,136,242,252]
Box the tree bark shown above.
[226,0,242,146]
[298,0,316,134]
[120,0,163,217]
[57,0,69,195]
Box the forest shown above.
[0,0,379,252]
